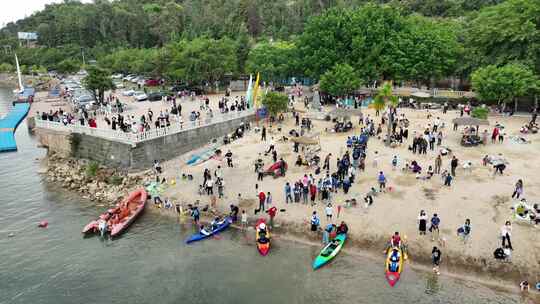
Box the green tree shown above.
[261,91,289,117]
[82,66,115,103]
[467,0,540,74]
[0,63,14,73]
[165,37,237,85]
[373,82,399,146]
[319,63,362,97]
[471,107,489,119]
[56,59,80,74]
[246,41,298,82]
[471,63,538,110]
[394,16,462,86]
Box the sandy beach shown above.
[31,86,540,290]
[150,99,540,285]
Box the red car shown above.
[145,79,159,86]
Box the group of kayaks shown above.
[83,195,405,287]
[184,216,272,256]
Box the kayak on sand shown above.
[255,218,270,256]
[185,217,231,244]
[312,233,346,269]
[385,246,404,287]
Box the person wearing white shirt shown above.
[325,203,333,220]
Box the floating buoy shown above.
[170,178,176,186]
[38,221,48,228]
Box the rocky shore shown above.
[42,152,145,203]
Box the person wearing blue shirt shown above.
[378,171,387,190]
[430,213,441,242]
[285,182,292,204]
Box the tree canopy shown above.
[319,63,362,97]
[82,66,115,103]
[0,0,536,95]
[471,63,538,104]
[261,91,289,117]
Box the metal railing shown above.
[35,109,255,145]
[359,87,475,98]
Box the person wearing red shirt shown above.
[267,206,277,227]
[309,184,317,206]
[258,191,266,212]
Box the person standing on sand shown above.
[378,171,386,191]
[491,127,499,143]
[311,211,320,231]
[501,221,513,250]
[444,173,453,186]
[285,182,292,204]
[434,154,442,174]
[261,126,266,141]
[325,203,333,221]
[418,210,428,235]
[430,213,440,242]
[258,191,266,212]
[450,156,458,177]
[432,246,442,275]
[323,153,332,171]
[241,210,248,229]
[511,179,523,199]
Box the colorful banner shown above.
[252,72,260,109]
[246,74,253,107]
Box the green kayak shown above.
[312,233,347,269]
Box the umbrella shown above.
[411,91,431,98]
[452,117,489,126]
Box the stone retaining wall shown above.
[37,114,255,170]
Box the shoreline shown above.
[148,206,538,299]
[36,100,540,299]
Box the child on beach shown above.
[325,204,333,221]
[457,219,471,243]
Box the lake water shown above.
[0,86,523,304]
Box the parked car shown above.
[131,76,141,84]
[147,92,163,101]
[145,79,160,87]
[122,89,135,96]
[111,73,123,79]
[170,84,205,95]
[133,91,148,101]
[123,74,135,81]
[113,81,124,89]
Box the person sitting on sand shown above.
[520,280,530,292]
[337,221,348,235]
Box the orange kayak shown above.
[255,218,270,256]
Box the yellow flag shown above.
[252,72,260,109]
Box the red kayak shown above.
[255,218,270,256]
[385,247,404,287]
[82,188,148,237]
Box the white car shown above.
[130,76,141,83]
[122,89,135,96]
[113,81,124,89]
[111,73,123,79]
[123,74,135,81]
[133,91,148,101]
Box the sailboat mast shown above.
[15,53,23,91]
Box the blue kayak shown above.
[185,217,231,244]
